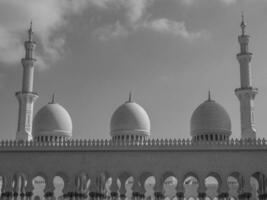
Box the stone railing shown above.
[0,138,266,151]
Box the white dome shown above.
[110,101,151,138]
[190,98,231,137]
[33,102,72,138]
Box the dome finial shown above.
[208,90,211,101]
[240,11,246,36]
[28,20,33,41]
[128,91,133,102]
[50,93,56,104]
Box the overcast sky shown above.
[0,0,267,140]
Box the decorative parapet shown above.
[0,138,266,151]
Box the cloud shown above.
[0,0,206,68]
[0,0,90,69]
[93,17,207,41]
[94,21,129,42]
[181,0,236,6]
[122,0,153,23]
[92,0,206,41]
[0,27,24,65]
[92,0,153,40]
[0,0,155,68]
[142,18,208,40]
[181,0,196,6]
[220,0,236,5]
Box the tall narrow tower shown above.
[15,22,38,141]
[235,13,258,139]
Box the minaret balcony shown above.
[238,35,250,44]
[236,53,252,62]
[15,91,39,102]
[24,41,36,49]
[15,91,38,96]
[21,58,36,66]
[235,87,258,99]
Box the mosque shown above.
[0,15,266,200]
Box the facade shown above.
[0,16,266,200]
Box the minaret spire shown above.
[28,21,33,41]
[15,22,38,141]
[235,15,258,139]
[241,11,246,36]
[128,91,132,102]
[50,93,56,104]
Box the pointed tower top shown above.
[49,93,56,104]
[128,91,133,102]
[207,90,212,101]
[28,20,33,41]
[240,11,247,35]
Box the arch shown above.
[139,172,156,199]
[53,176,64,200]
[161,172,177,186]
[205,172,222,187]
[161,172,177,199]
[205,173,221,200]
[144,176,156,199]
[228,172,242,180]
[183,172,199,199]
[125,176,134,198]
[183,172,200,184]
[250,172,266,200]
[53,172,69,187]
[227,172,241,200]
[32,175,46,200]
[30,172,48,184]
[118,171,133,197]
[250,171,266,193]
[140,172,155,187]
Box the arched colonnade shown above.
[0,171,266,200]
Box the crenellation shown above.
[0,138,266,150]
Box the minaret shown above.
[15,22,38,141]
[235,13,258,139]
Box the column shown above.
[154,177,163,200]
[238,176,252,200]
[88,178,97,200]
[176,178,184,200]
[258,175,267,200]
[198,178,207,200]
[118,178,126,200]
[218,177,229,200]
[110,176,119,200]
[132,178,145,200]
[3,177,14,200]
[63,179,75,200]
[44,178,55,200]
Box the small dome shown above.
[190,96,231,139]
[110,99,150,139]
[33,101,72,139]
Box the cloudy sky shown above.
[0,0,267,140]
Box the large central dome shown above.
[110,95,150,141]
[190,95,231,142]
